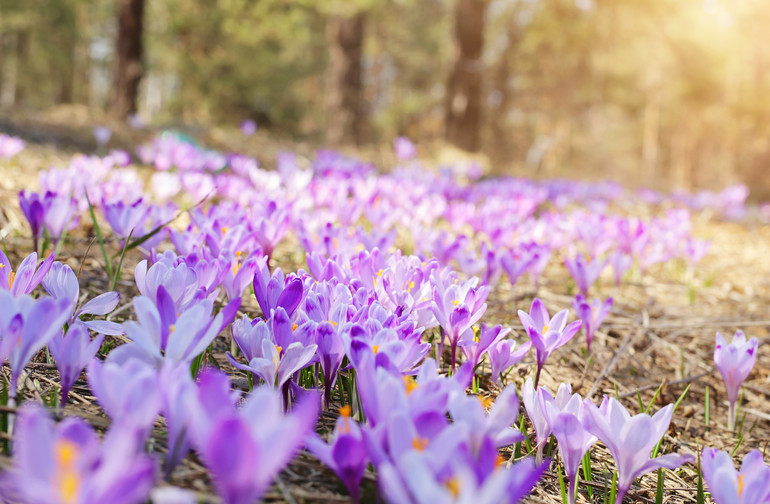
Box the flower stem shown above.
[728,401,736,431]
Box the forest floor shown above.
[1,116,769,503]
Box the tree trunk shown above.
[325,13,366,146]
[445,0,487,152]
[110,0,145,119]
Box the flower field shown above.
[0,131,769,503]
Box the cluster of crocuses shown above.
[0,134,759,504]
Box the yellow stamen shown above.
[412,437,429,451]
[169,324,176,334]
[477,395,494,409]
[328,320,338,327]
[8,271,14,289]
[445,477,460,497]
[403,376,418,395]
[738,474,744,497]
[452,300,459,307]
[495,454,505,469]
[274,345,282,371]
[407,281,415,292]
[542,324,549,335]
[372,345,380,354]
[54,440,80,504]
[377,269,384,278]
[221,226,228,236]
[339,405,352,417]
[292,323,298,332]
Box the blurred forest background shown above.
[1,0,769,198]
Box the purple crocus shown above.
[0,133,25,159]
[252,266,304,319]
[0,290,72,399]
[701,447,770,504]
[564,254,607,296]
[18,191,46,249]
[571,295,612,355]
[306,405,368,502]
[223,251,265,301]
[458,323,510,369]
[581,397,694,504]
[240,119,257,136]
[393,137,417,161]
[158,362,196,478]
[541,391,597,504]
[0,404,155,504]
[102,198,150,239]
[522,378,572,463]
[43,262,123,335]
[42,192,79,241]
[185,371,319,504]
[431,278,488,371]
[49,322,104,405]
[488,339,531,385]
[86,357,162,433]
[315,321,345,409]
[518,298,582,387]
[714,330,758,430]
[500,249,534,288]
[0,250,55,297]
[226,339,317,393]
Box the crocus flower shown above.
[158,362,196,478]
[581,397,694,504]
[240,119,257,136]
[431,277,488,371]
[226,339,317,394]
[43,262,123,335]
[458,323,510,369]
[522,378,572,463]
[500,250,534,288]
[571,295,612,355]
[518,298,581,387]
[306,405,368,502]
[714,330,758,430]
[42,193,79,241]
[541,391,597,504]
[393,137,417,161]
[0,290,72,398]
[0,404,155,504]
[135,253,200,311]
[252,266,304,319]
[701,447,770,504]
[0,133,25,159]
[564,254,607,296]
[87,357,162,433]
[49,322,104,405]
[18,190,46,246]
[315,321,345,409]
[0,250,55,297]
[102,198,150,239]
[185,371,319,504]
[488,339,531,385]
[222,251,265,301]
[93,126,112,146]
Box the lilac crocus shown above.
[0,250,55,297]
[518,298,582,387]
[86,357,162,433]
[564,254,607,296]
[252,266,304,319]
[102,198,150,239]
[0,290,72,398]
[0,133,25,159]
[431,279,488,371]
[571,295,612,355]
[522,378,572,463]
[306,405,368,502]
[393,137,417,161]
[714,330,758,430]
[42,193,79,241]
[49,322,104,405]
[541,392,597,504]
[458,324,510,369]
[0,404,155,504]
[43,262,123,335]
[240,119,257,136]
[186,371,319,504]
[226,339,317,393]
[701,447,770,504]
[315,321,345,409]
[18,190,46,248]
[581,397,694,504]
[488,339,531,385]
[223,251,265,301]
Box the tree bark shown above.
[109,0,145,119]
[445,0,487,152]
[325,13,366,146]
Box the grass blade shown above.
[110,229,133,291]
[84,190,113,280]
[655,468,664,504]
